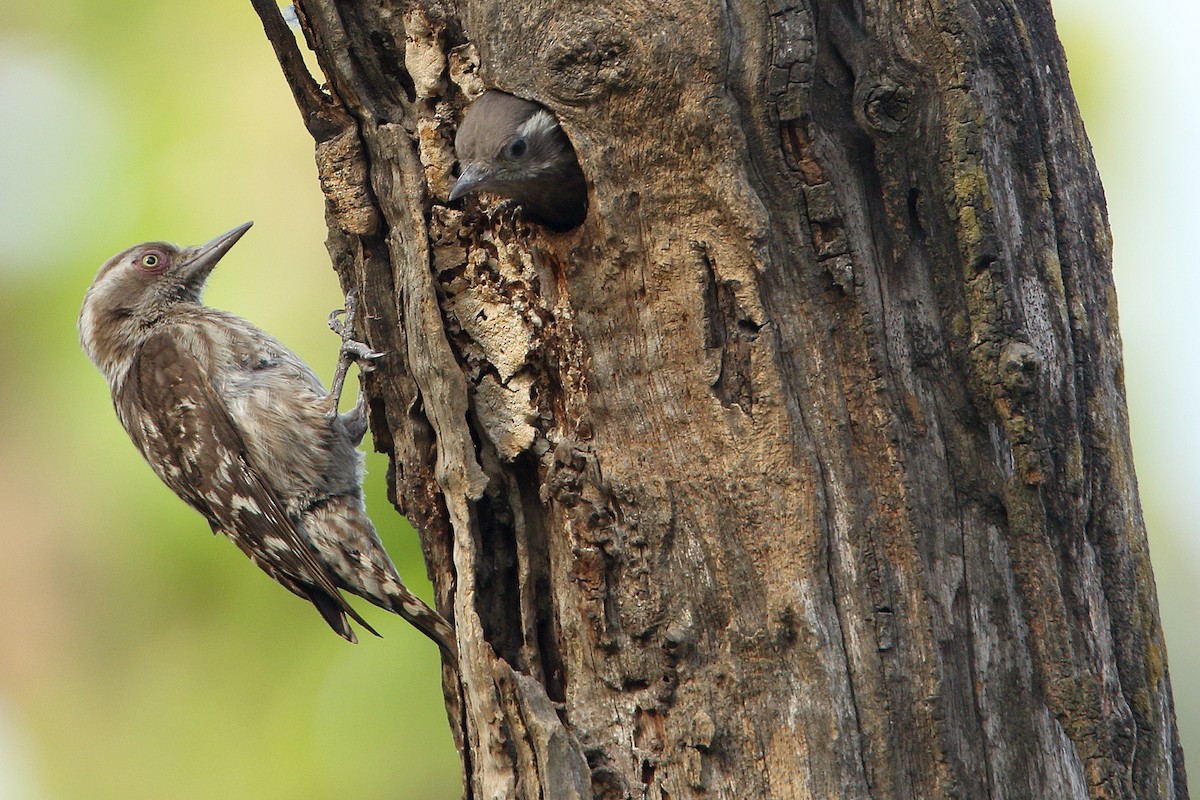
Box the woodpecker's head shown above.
[79,222,252,378]
[450,91,587,231]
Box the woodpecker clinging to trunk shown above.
[449,90,588,231]
[79,222,457,663]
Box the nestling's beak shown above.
[449,162,493,202]
[180,221,253,283]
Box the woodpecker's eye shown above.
[138,251,167,273]
[506,138,528,159]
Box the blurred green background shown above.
[0,1,1194,798]
[0,2,460,798]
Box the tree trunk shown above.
[252,0,1187,797]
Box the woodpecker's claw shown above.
[341,340,387,370]
[328,307,347,336]
[329,291,385,365]
[326,290,384,419]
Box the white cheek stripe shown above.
[517,109,559,140]
[83,262,128,311]
[79,269,122,341]
[78,301,98,352]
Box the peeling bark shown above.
[252,0,1187,797]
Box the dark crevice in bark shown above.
[586,746,631,799]
[513,451,567,703]
[473,487,523,663]
[700,246,756,414]
[369,28,416,104]
[906,188,924,241]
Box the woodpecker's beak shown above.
[449,162,493,201]
[181,221,253,283]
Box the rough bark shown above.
[252,0,1187,797]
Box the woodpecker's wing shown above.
[121,328,377,642]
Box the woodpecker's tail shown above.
[385,587,459,666]
[302,582,380,643]
[302,498,458,663]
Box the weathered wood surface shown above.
[253,0,1187,797]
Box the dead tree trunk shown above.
[252,0,1187,797]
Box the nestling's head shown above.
[450,90,588,231]
[79,222,252,376]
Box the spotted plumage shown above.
[79,222,457,662]
[450,90,588,231]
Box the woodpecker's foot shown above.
[329,293,386,376]
[326,291,385,420]
[338,338,386,372]
[328,291,386,367]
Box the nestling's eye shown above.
[137,251,167,273]
[506,137,528,159]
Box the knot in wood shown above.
[856,76,914,136]
[999,341,1041,399]
[539,13,634,102]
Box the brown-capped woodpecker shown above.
[79,222,457,663]
[450,90,588,231]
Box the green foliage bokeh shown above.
[0,2,459,798]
